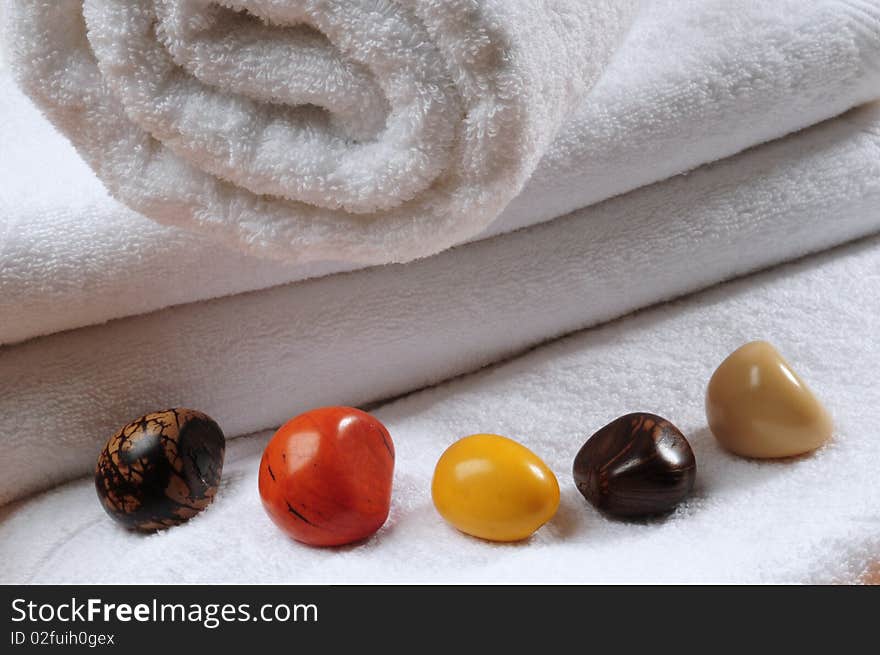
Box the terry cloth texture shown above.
[1,102,879,505]
[2,233,879,584]
[1,0,639,263]
[3,0,879,266]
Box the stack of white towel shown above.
[1,0,880,582]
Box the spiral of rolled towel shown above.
[3,0,640,264]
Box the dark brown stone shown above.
[573,413,696,518]
[95,409,225,531]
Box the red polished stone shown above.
[258,406,395,547]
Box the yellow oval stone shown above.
[706,341,833,458]
[431,434,560,542]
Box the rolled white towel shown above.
[3,1,880,348]
[2,0,639,263]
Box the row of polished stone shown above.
[94,340,831,545]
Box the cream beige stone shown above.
[706,341,833,459]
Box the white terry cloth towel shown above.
[3,233,879,585]
[1,0,639,265]
[3,1,880,347]
[1,102,879,506]
[0,0,880,272]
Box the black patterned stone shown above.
[95,409,225,531]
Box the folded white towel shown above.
[2,0,639,264]
[4,0,880,345]
[4,232,879,584]
[2,103,878,505]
